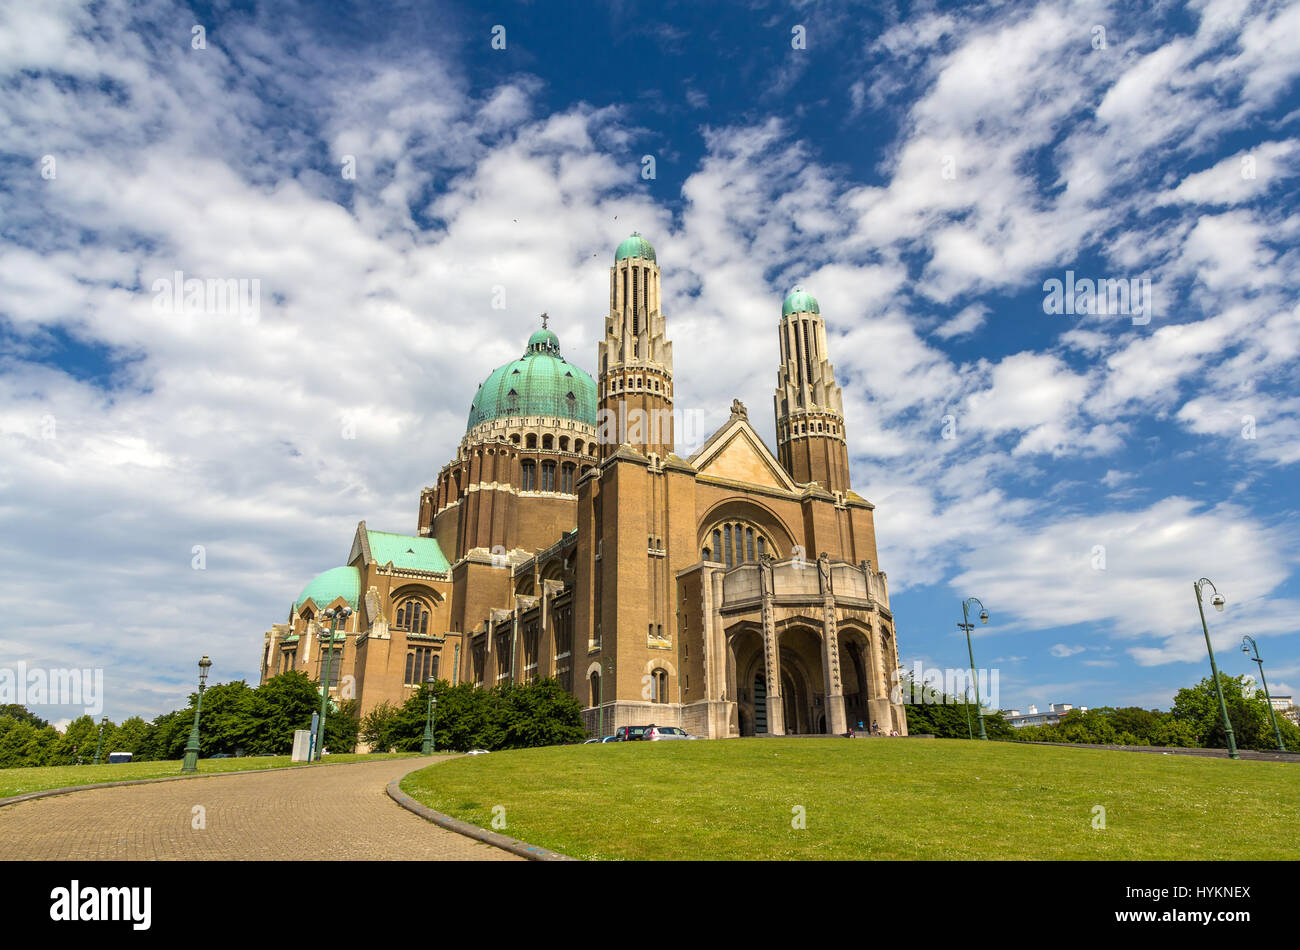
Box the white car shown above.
[643,726,698,741]
[464,749,490,755]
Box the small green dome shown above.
[615,232,656,263]
[295,566,360,611]
[527,328,560,352]
[782,287,820,316]
[467,328,597,431]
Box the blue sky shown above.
[2,0,1298,725]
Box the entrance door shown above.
[753,674,767,734]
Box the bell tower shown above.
[597,233,674,459]
[773,287,850,492]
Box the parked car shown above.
[643,726,697,741]
[583,738,601,744]
[600,735,623,743]
[616,725,651,741]
[207,753,234,758]
[465,749,490,755]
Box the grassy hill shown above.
[400,738,1300,860]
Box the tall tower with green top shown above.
[597,233,674,459]
[773,287,851,492]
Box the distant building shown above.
[999,703,1088,728]
[1270,695,1298,727]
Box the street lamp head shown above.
[197,655,212,684]
[979,609,989,625]
[1211,592,1226,612]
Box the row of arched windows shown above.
[782,419,839,438]
[511,433,599,455]
[521,460,584,493]
[606,374,667,396]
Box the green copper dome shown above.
[615,232,656,263]
[782,287,820,316]
[295,566,360,611]
[467,327,597,431]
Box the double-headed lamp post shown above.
[958,597,990,740]
[180,655,213,774]
[315,605,351,761]
[93,715,109,765]
[1193,578,1238,759]
[422,679,438,755]
[1242,635,1286,752]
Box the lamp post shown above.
[315,605,351,761]
[1242,635,1286,752]
[1193,578,1238,759]
[180,656,213,774]
[963,685,974,741]
[958,597,990,740]
[422,679,438,755]
[93,715,108,765]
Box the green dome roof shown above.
[467,328,597,431]
[782,287,820,316]
[295,566,360,611]
[615,232,656,262]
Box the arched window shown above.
[590,672,601,708]
[542,434,554,450]
[561,462,575,494]
[526,433,537,449]
[521,461,536,491]
[404,647,439,686]
[541,461,556,492]
[394,599,431,634]
[652,669,668,704]
[704,522,774,567]
[559,436,570,452]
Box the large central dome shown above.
[466,326,598,431]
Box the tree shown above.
[900,676,1014,739]
[363,679,585,753]
[111,716,155,758]
[359,701,404,753]
[0,704,49,728]
[0,715,59,768]
[1170,673,1288,751]
[51,715,100,765]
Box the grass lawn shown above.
[0,752,419,799]
[400,738,1300,860]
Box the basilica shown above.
[258,234,908,739]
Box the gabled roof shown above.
[688,413,799,493]
[348,520,450,573]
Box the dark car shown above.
[616,725,652,741]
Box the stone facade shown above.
[258,235,908,739]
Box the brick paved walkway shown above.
[0,756,520,861]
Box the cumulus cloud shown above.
[2,0,1298,722]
